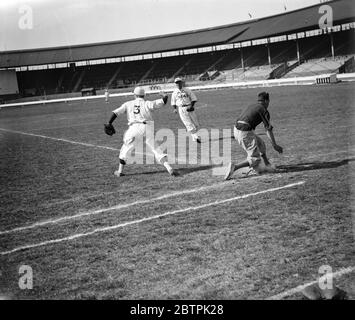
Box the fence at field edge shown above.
[1,73,354,109]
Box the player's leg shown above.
[115,127,138,177]
[189,111,201,143]
[225,129,260,180]
[179,108,201,143]
[145,125,178,176]
[255,134,276,172]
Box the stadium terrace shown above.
[0,0,354,101]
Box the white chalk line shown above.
[0,181,305,256]
[1,171,284,235]
[0,127,222,164]
[267,266,355,300]
[1,145,353,235]
[1,127,353,235]
[0,128,120,152]
[2,127,353,164]
[0,180,232,235]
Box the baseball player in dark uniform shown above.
[224,92,283,180]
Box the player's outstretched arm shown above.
[108,112,117,124]
[104,113,117,136]
[266,128,283,154]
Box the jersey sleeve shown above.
[146,99,165,110]
[112,103,126,116]
[259,109,273,130]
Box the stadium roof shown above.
[1,0,354,68]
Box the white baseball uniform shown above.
[171,88,200,134]
[105,90,109,102]
[112,97,166,162]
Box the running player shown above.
[171,78,201,143]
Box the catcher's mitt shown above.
[104,123,116,136]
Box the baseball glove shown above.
[186,106,195,112]
[104,123,116,136]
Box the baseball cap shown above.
[258,92,269,101]
[174,77,183,83]
[133,87,145,96]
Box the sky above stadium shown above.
[0,0,321,51]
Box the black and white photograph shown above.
[0,0,354,305]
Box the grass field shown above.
[0,83,354,300]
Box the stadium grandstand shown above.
[0,0,354,101]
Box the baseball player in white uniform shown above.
[104,88,110,103]
[105,87,177,177]
[171,78,201,143]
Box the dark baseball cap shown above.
[258,92,270,101]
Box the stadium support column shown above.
[330,33,335,60]
[296,39,300,64]
[240,48,245,70]
[267,42,271,66]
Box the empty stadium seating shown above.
[283,56,352,78]
[14,28,355,97]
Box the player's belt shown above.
[128,121,147,125]
[236,120,252,131]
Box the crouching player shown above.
[224,92,283,180]
[105,87,177,177]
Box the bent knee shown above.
[248,156,261,168]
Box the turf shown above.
[0,83,354,299]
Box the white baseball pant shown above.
[178,107,200,134]
[119,123,166,162]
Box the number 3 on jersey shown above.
[134,105,141,114]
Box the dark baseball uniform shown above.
[234,102,273,168]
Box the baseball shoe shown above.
[168,169,179,177]
[263,164,277,173]
[224,163,236,180]
[114,170,125,177]
[192,136,201,143]
[243,169,260,177]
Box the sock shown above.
[163,162,173,172]
[118,163,124,174]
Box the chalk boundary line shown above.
[0,179,239,235]
[267,266,355,300]
[0,126,353,235]
[0,127,120,151]
[0,181,304,256]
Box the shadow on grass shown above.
[277,158,355,173]
[125,169,166,176]
[177,164,217,176]
[123,164,217,177]
[211,132,266,142]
